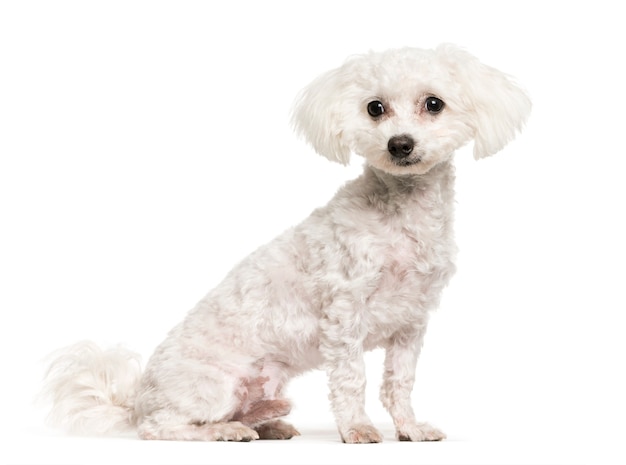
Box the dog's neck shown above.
[359,160,455,215]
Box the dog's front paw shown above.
[397,422,446,442]
[341,424,383,444]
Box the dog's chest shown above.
[374,219,450,297]
[361,207,455,344]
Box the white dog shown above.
[42,44,530,443]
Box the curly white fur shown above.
[42,44,530,443]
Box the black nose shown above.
[387,135,414,158]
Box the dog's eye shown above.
[425,97,445,114]
[367,100,385,118]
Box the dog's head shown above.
[292,44,531,175]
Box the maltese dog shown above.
[42,44,530,443]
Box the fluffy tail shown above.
[40,341,142,435]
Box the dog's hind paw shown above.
[255,419,300,440]
[208,421,259,442]
[397,422,446,442]
[340,424,383,443]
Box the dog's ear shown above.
[291,67,352,164]
[437,44,532,159]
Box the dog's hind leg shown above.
[135,353,262,441]
[137,413,259,441]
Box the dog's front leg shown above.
[380,332,446,441]
[320,309,383,444]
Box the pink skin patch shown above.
[232,360,291,427]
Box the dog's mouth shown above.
[391,155,422,167]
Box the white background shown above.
[1,1,625,464]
